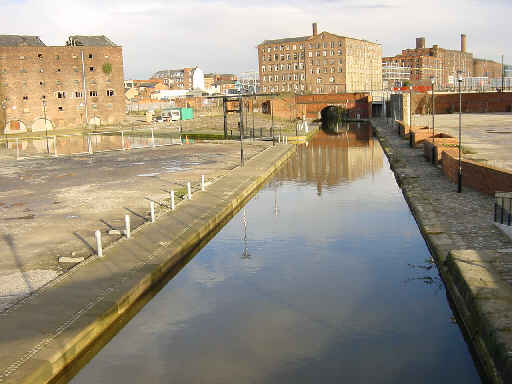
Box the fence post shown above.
[187,182,192,200]
[201,175,205,191]
[121,131,125,151]
[150,201,155,223]
[16,138,19,160]
[125,214,131,239]
[54,136,58,157]
[95,230,103,257]
[151,127,155,148]
[170,190,175,210]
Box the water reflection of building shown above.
[276,124,384,194]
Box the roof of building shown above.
[260,35,310,45]
[0,35,46,47]
[66,35,118,46]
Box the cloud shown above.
[0,0,509,78]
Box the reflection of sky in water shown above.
[73,133,481,384]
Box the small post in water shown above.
[88,135,93,154]
[150,201,155,223]
[201,175,205,191]
[187,182,192,200]
[170,190,175,210]
[125,214,130,239]
[95,230,103,257]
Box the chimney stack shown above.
[416,37,425,49]
[312,22,318,36]
[461,34,466,52]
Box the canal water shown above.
[71,123,482,383]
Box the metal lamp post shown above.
[457,71,463,193]
[42,98,49,154]
[430,76,435,164]
[409,85,412,129]
[1,99,6,145]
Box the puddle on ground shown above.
[136,173,160,177]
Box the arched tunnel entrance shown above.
[320,105,347,133]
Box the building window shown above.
[107,103,113,109]
[88,53,93,59]
[40,81,45,86]
[89,90,97,97]
[19,56,25,60]
[56,80,62,85]
[40,68,44,73]
[330,51,334,56]
[316,68,320,74]
[56,68,61,72]
[331,67,335,73]
[300,74,305,80]
[274,75,278,81]
[22,95,28,100]
[329,77,335,83]
[308,52,312,57]
[263,76,266,82]
[339,59,343,64]
[262,65,265,72]
[338,67,343,73]
[75,91,83,98]
[56,55,60,60]
[73,66,79,72]
[38,53,43,59]
[92,103,97,109]
[330,42,335,48]
[56,91,66,99]
[323,51,327,57]
[317,78,322,84]
[58,106,63,112]
[106,89,114,96]
[72,55,78,59]
[293,45,296,50]
[89,67,94,72]
[338,49,342,55]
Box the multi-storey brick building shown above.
[257,23,382,94]
[383,35,502,88]
[0,35,124,133]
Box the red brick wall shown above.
[442,150,512,195]
[410,127,433,147]
[423,136,458,164]
[413,92,512,115]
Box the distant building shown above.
[153,67,204,90]
[0,34,124,132]
[382,63,411,88]
[238,71,259,93]
[382,35,502,89]
[257,23,382,94]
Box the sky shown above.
[1,0,510,79]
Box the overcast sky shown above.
[1,0,509,79]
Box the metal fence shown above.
[0,126,183,160]
[495,192,512,226]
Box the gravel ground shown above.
[0,140,270,311]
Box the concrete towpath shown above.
[0,143,295,384]
[372,118,512,384]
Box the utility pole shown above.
[239,95,244,166]
[502,55,505,91]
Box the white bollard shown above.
[125,214,130,239]
[88,135,93,154]
[54,136,58,157]
[95,230,103,257]
[170,190,175,210]
[150,201,155,223]
[16,138,19,160]
[187,182,192,200]
[201,175,205,191]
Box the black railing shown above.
[495,192,512,226]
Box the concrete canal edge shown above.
[0,144,296,384]
[371,120,512,384]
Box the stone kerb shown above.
[409,127,433,148]
[442,150,512,195]
[423,135,458,164]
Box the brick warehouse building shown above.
[382,34,502,89]
[257,23,382,94]
[0,35,124,133]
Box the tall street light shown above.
[457,71,463,193]
[430,76,435,164]
[42,98,49,154]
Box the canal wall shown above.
[0,144,296,384]
[372,118,512,384]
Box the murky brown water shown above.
[70,123,482,383]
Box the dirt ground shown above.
[0,140,270,311]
